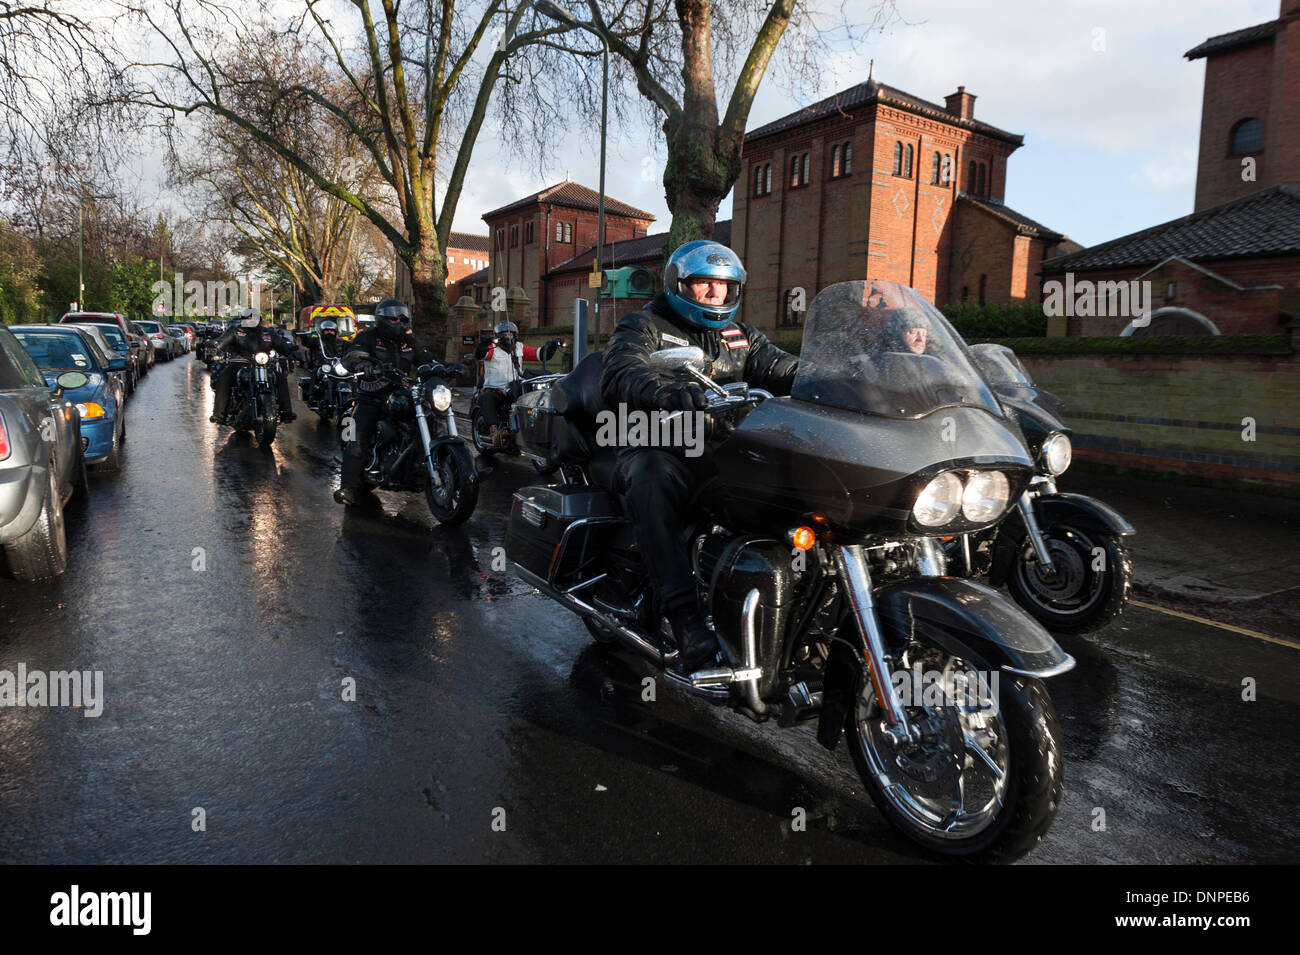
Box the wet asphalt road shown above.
[0,355,1296,864]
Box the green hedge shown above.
[965,334,1293,356]
[940,300,1048,338]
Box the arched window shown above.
[831,145,841,178]
[554,221,562,242]
[903,144,913,178]
[843,142,852,174]
[931,151,941,184]
[976,163,986,196]
[791,155,801,187]
[563,222,572,243]
[969,160,977,192]
[764,163,772,193]
[802,152,810,185]
[941,154,952,185]
[1230,118,1263,155]
[893,141,903,176]
[754,165,764,197]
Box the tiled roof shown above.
[547,221,733,275]
[456,266,489,287]
[1185,19,1280,59]
[1041,185,1300,273]
[482,181,656,221]
[960,194,1064,240]
[448,231,489,252]
[745,79,1022,145]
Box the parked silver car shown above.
[0,325,88,580]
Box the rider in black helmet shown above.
[334,298,439,506]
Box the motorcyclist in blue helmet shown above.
[600,239,799,674]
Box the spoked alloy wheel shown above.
[424,442,478,526]
[1007,525,1131,634]
[846,644,1062,863]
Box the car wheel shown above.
[2,463,68,580]
[97,420,124,471]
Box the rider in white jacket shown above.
[475,320,562,444]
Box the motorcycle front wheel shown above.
[470,408,499,456]
[845,644,1063,864]
[1007,525,1131,635]
[424,442,478,526]
[259,395,279,446]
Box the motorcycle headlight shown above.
[913,472,964,527]
[962,470,1010,523]
[254,352,270,366]
[430,385,452,412]
[1041,433,1072,476]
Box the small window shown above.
[969,160,977,192]
[555,222,563,242]
[510,225,519,247]
[563,222,572,243]
[903,144,913,179]
[831,145,841,178]
[495,228,505,250]
[893,142,903,176]
[764,163,772,193]
[931,151,941,184]
[843,142,852,174]
[802,153,810,185]
[754,165,764,197]
[978,274,987,306]
[791,155,800,187]
[976,163,986,196]
[1230,118,1263,155]
[524,221,534,244]
[941,154,952,185]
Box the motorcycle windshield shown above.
[970,343,1035,392]
[791,281,1002,419]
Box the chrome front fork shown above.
[835,544,918,747]
[1018,490,1055,572]
[413,391,442,488]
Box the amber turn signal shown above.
[789,526,816,551]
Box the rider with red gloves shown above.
[474,320,563,445]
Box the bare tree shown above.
[511,0,898,254]
[122,0,569,345]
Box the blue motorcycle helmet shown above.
[663,240,746,329]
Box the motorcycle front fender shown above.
[815,577,1073,752]
[990,492,1136,585]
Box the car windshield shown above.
[87,324,128,350]
[791,281,1002,419]
[11,331,103,373]
[139,322,162,333]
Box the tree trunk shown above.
[663,125,739,259]
[407,239,450,356]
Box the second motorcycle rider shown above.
[335,298,438,506]
[601,240,799,671]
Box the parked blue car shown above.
[10,325,127,471]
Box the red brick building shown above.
[731,77,1073,330]
[444,231,490,289]
[481,180,655,327]
[1187,0,1300,211]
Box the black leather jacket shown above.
[601,293,799,411]
[343,328,437,395]
[216,324,298,359]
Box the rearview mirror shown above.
[648,346,706,373]
[55,371,89,390]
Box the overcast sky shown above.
[451,0,1278,249]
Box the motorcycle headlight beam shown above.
[962,470,1010,522]
[1041,433,1072,476]
[913,472,964,527]
[430,385,453,412]
[254,352,270,366]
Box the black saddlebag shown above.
[506,485,622,587]
[514,386,591,465]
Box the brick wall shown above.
[1019,338,1300,490]
[1194,40,1275,210]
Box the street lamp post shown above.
[77,194,112,311]
[534,1,609,341]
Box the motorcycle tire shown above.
[470,408,499,457]
[1006,526,1131,635]
[845,641,1062,864]
[424,442,478,527]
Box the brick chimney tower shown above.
[945,86,976,120]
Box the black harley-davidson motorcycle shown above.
[956,343,1135,634]
[505,281,1075,863]
[210,350,286,446]
[298,321,353,425]
[332,362,479,526]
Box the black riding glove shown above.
[652,382,708,412]
[541,338,565,361]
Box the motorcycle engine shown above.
[695,532,795,697]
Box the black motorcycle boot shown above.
[668,609,719,673]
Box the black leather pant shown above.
[614,448,705,617]
[340,396,383,491]
[478,387,509,428]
